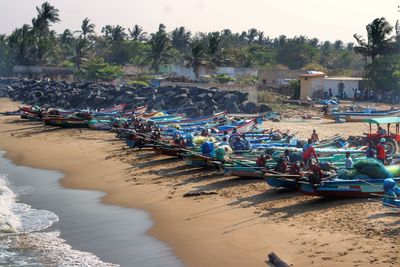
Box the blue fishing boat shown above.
[299,177,400,198]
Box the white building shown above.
[300,72,364,99]
[324,77,364,99]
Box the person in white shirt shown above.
[345,152,353,169]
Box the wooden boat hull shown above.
[44,118,89,128]
[327,109,400,122]
[154,146,183,157]
[185,154,216,167]
[88,120,112,130]
[266,177,298,189]
[299,178,400,198]
[227,167,263,179]
[155,111,227,125]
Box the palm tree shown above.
[142,24,172,72]
[111,25,127,42]
[102,25,127,42]
[171,26,191,52]
[185,41,208,79]
[354,17,393,62]
[333,40,343,50]
[128,25,147,41]
[206,32,222,65]
[32,2,60,32]
[246,28,258,43]
[256,31,265,45]
[72,37,91,69]
[59,29,74,46]
[8,24,33,65]
[80,18,95,39]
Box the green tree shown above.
[353,17,394,63]
[0,35,11,74]
[128,25,147,41]
[78,56,123,81]
[80,18,95,39]
[364,54,400,94]
[8,24,33,65]
[142,24,172,72]
[185,41,208,78]
[171,26,191,53]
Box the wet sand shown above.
[0,98,398,267]
[0,152,182,266]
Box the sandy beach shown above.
[0,98,398,267]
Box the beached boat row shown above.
[15,104,400,209]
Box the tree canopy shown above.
[1,1,398,91]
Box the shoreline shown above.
[0,98,398,267]
[0,150,182,267]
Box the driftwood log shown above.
[183,191,218,197]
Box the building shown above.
[299,72,364,99]
[258,69,301,87]
[299,72,325,99]
[13,65,75,81]
[324,77,364,99]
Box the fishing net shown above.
[337,169,371,180]
[353,159,393,179]
[386,165,400,177]
[193,136,216,146]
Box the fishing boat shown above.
[217,118,255,134]
[326,108,400,122]
[265,177,298,189]
[184,153,219,167]
[153,145,186,157]
[154,111,227,125]
[298,177,400,198]
[43,113,91,128]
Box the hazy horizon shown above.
[1,0,399,42]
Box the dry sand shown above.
[0,98,398,267]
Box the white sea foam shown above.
[0,174,117,266]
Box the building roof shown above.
[325,77,363,81]
[299,73,325,78]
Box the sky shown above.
[0,0,399,42]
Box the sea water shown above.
[0,151,183,267]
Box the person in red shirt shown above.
[303,139,319,168]
[256,154,266,167]
[376,138,386,164]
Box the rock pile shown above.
[0,78,270,116]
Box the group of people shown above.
[365,138,387,164]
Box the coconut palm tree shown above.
[72,37,91,69]
[8,24,33,65]
[102,25,127,42]
[246,28,258,43]
[354,17,393,62]
[80,18,95,39]
[185,41,208,79]
[128,25,147,41]
[206,32,222,66]
[171,26,191,52]
[141,24,172,72]
[32,2,60,32]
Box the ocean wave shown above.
[0,174,58,234]
[0,174,117,266]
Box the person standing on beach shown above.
[376,138,386,164]
[311,129,319,143]
[365,141,375,158]
[303,139,318,168]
